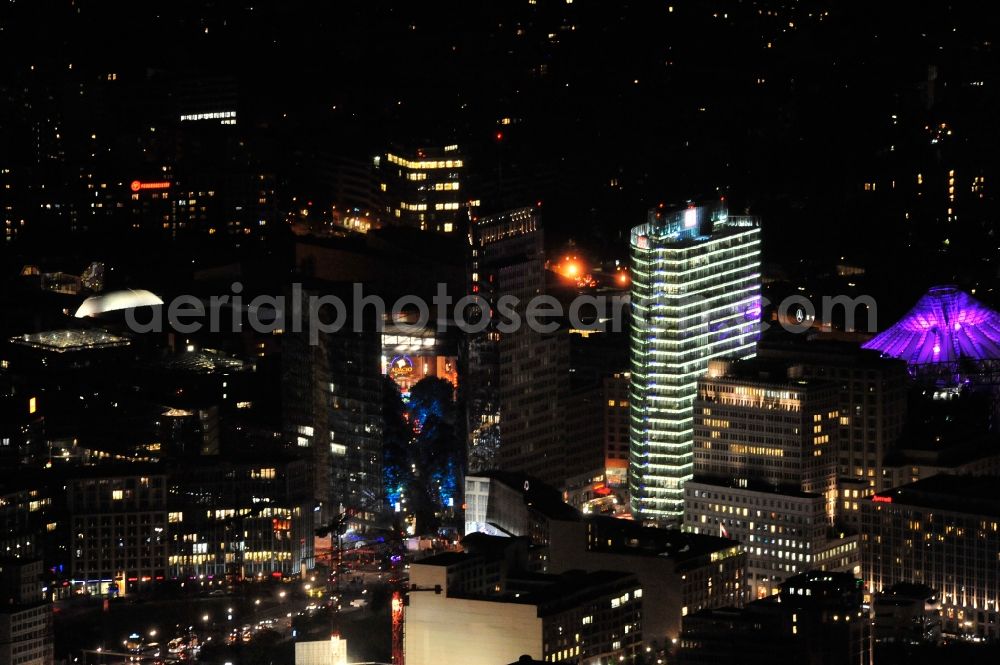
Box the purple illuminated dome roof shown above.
[862,286,1000,365]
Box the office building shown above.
[683,358,852,598]
[0,559,52,665]
[881,432,1000,489]
[167,458,314,580]
[464,472,581,547]
[465,473,744,645]
[404,536,643,665]
[294,638,348,665]
[0,479,51,568]
[467,207,568,485]
[121,173,277,238]
[684,481,859,600]
[678,571,869,665]
[281,289,383,526]
[872,582,941,646]
[547,516,744,647]
[563,326,631,487]
[758,339,909,489]
[562,321,631,505]
[691,359,840,504]
[67,470,168,595]
[629,204,761,522]
[861,475,1000,639]
[375,145,466,233]
[0,372,45,470]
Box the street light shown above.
[202,614,210,623]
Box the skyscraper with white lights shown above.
[629,203,761,522]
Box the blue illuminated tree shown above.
[381,377,412,509]
[382,376,463,531]
[409,377,464,514]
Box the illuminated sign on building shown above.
[872,495,893,503]
[130,180,171,192]
[389,355,414,378]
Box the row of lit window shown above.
[386,154,464,169]
[728,444,785,457]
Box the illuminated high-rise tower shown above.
[375,144,467,233]
[628,203,762,522]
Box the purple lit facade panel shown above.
[863,286,1000,364]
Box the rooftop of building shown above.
[467,470,582,522]
[447,568,637,610]
[461,532,532,558]
[757,336,907,371]
[383,143,464,161]
[413,538,638,610]
[9,328,131,353]
[700,357,837,392]
[871,474,1000,517]
[885,432,1000,468]
[630,203,759,249]
[879,582,938,603]
[781,570,860,593]
[523,570,637,610]
[62,461,166,482]
[689,476,822,500]
[583,514,741,562]
[412,550,469,568]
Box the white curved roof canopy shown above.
[74,289,164,318]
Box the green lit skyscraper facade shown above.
[629,204,762,522]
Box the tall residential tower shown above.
[629,204,761,522]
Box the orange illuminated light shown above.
[130,180,171,192]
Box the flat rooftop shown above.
[702,357,835,391]
[447,569,637,610]
[9,329,130,353]
[583,514,741,562]
[689,476,822,500]
[872,474,1000,518]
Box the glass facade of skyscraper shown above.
[628,204,762,522]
